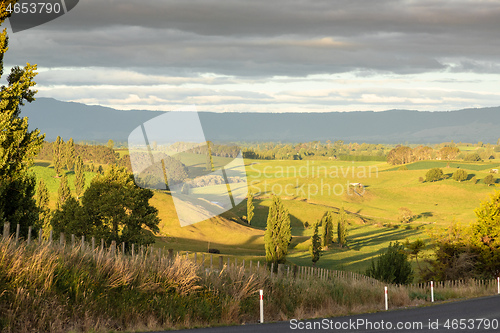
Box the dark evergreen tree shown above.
[0,26,44,239]
[74,155,85,198]
[337,206,348,248]
[65,137,76,171]
[53,136,63,177]
[247,190,255,225]
[36,179,50,236]
[56,174,71,210]
[366,242,414,284]
[310,222,322,266]
[321,211,334,247]
[264,195,291,265]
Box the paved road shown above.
[155,295,500,333]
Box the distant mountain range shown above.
[20,98,500,144]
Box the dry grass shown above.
[1,238,498,332]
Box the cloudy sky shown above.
[2,0,500,113]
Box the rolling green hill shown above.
[29,157,500,277]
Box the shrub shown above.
[484,174,496,186]
[398,207,414,223]
[366,242,413,284]
[425,168,443,182]
[208,248,220,254]
[418,177,424,183]
[399,165,408,171]
[452,169,468,182]
[471,176,477,184]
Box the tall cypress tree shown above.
[310,221,322,266]
[65,137,76,171]
[74,155,85,198]
[0,24,44,238]
[56,174,71,210]
[36,179,51,237]
[337,206,348,248]
[321,210,334,247]
[53,136,63,177]
[264,195,291,265]
[206,141,214,172]
[247,190,255,225]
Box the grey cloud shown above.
[2,0,500,78]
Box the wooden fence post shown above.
[278,264,284,278]
[111,240,116,254]
[71,234,75,247]
[101,239,104,251]
[15,224,20,243]
[81,235,85,251]
[219,256,224,270]
[60,233,65,246]
[122,242,125,254]
[194,252,197,263]
[132,244,135,257]
[210,255,213,270]
[3,222,10,240]
[27,226,32,245]
[168,249,174,262]
[202,253,205,269]
[91,237,95,251]
[49,230,53,244]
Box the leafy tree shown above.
[387,146,413,165]
[0,25,44,238]
[366,242,413,284]
[107,139,114,150]
[398,207,414,223]
[337,206,348,248]
[51,197,89,237]
[65,137,76,171]
[405,238,425,270]
[56,174,71,210]
[264,195,291,265]
[439,146,460,160]
[470,191,500,277]
[484,174,495,186]
[309,222,322,266]
[425,168,443,182]
[247,190,255,225]
[74,156,85,198]
[321,211,334,247]
[464,153,482,162]
[452,169,468,182]
[81,166,160,245]
[36,179,51,236]
[53,136,63,176]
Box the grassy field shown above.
[29,156,500,279]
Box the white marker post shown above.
[497,277,499,294]
[384,286,388,311]
[259,289,264,323]
[431,281,434,303]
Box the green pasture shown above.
[28,156,500,278]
